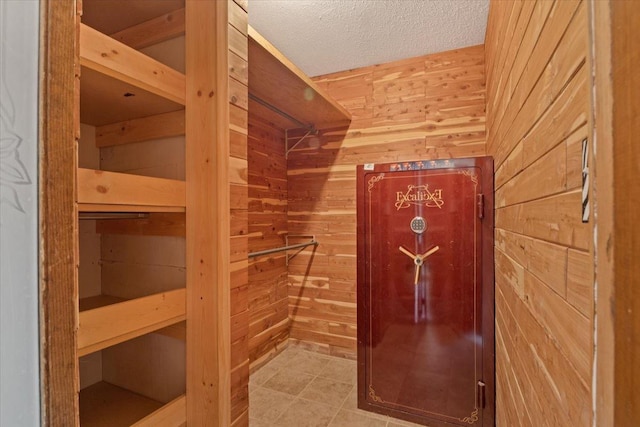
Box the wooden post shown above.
[610,1,640,425]
[185,0,231,425]
[39,0,80,425]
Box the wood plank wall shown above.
[484,1,593,425]
[286,45,486,357]
[247,117,289,367]
[228,1,250,425]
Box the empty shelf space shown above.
[77,168,186,211]
[248,26,351,130]
[81,67,184,127]
[80,23,185,105]
[78,288,186,357]
[81,1,184,38]
[80,382,184,427]
[155,321,186,342]
[79,295,126,311]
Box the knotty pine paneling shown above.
[286,45,486,357]
[485,1,593,426]
[247,116,289,367]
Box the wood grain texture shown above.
[77,289,186,357]
[285,45,486,357]
[229,1,247,36]
[109,7,185,50]
[248,26,351,130]
[611,1,640,424]
[185,1,231,424]
[80,24,186,105]
[592,1,614,424]
[486,1,594,425]
[95,110,185,147]
[39,0,80,424]
[96,212,185,237]
[80,0,184,36]
[247,118,289,365]
[77,168,185,208]
[228,6,250,425]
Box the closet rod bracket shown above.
[285,128,319,159]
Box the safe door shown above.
[356,158,494,426]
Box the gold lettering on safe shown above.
[395,185,444,210]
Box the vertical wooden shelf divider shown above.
[185,0,231,425]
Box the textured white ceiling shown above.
[248,0,489,77]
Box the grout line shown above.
[251,348,368,427]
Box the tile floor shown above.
[249,346,424,427]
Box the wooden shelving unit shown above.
[75,2,189,425]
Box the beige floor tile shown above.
[273,398,340,427]
[261,349,296,372]
[286,351,331,376]
[249,418,274,427]
[328,409,388,427]
[299,377,353,407]
[250,362,281,386]
[263,369,315,396]
[318,358,357,385]
[387,417,431,426]
[341,387,358,410]
[249,387,296,422]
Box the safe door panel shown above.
[357,158,494,427]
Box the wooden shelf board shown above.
[80,381,164,427]
[78,204,185,213]
[131,394,186,426]
[95,212,186,237]
[95,110,186,147]
[77,168,186,210]
[81,67,184,127]
[78,288,186,357]
[248,26,351,130]
[80,23,185,105]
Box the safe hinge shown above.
[478,380,486,409]
[477,194,485,219]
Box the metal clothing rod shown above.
[248,240,318,258]
[249,93,316,133]
[78,212,149,220]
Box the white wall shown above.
[0,0,41,425]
